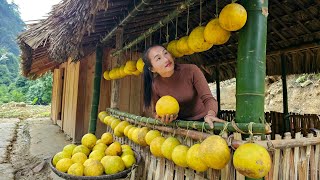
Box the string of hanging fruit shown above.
[103,2,247,81]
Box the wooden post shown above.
[215,64,221,118]
[235,0,268,179]
[110,28,123,109]
[281,53,290,133]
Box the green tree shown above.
[26,74,52,105]
[0,64,11,85]
[10,89,25,102]
[0,85,10,103]
[0,0,54,105]
[0,0,25,55]
[0,50,19,81]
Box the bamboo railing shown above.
[103,109,320,180]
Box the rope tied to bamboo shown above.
[231,120,247,134]
[175,16,178,40]
[219,122,230,136]
[215,0,219,18]
[166,23,169,43]
[146,118,150,126]
[199,0,202,26]
[186,5,190,35]
[248,122,255,142]
[266,138,275,151]
[183,121,191,142]
[198,122,207,142]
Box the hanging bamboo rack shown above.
[111,0,195,57]
[100,0,152,44]
[106,108,271,134]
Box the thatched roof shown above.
[18,0,320,80]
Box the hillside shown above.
[209,74,320,115]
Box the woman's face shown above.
[148,46,175,77]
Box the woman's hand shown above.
[204,115,227,129]
[155,114,178,124]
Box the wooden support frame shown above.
[110,28,124,109]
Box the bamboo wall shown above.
[74,52,97,142]
[104,121,320,180]
[50,54,98,143]
[61,58,80,141]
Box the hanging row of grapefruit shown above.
[167,3,247,57]
[52,131,137,177]
[102,3,247,80]
[103,58,145,80]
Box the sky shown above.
[8,0,61,22]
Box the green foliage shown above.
[0,0,25,55]
[0,50,20,85]
[31,97,39,105]
[10,89,25,102]
[26,74,53,105]
[0,85,10,103]
[295,74,307,83]
[0,0,54,106]
[0,49,53,104]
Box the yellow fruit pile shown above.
[52,132,137,177]
[103,58,144,80]
[166,3,247,58]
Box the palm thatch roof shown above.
[18,0,320,81]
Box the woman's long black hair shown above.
[142,44,166,108]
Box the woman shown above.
[142,45,225,128]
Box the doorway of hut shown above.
[51,66,66,129]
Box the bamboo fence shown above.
[104,110,320,180]
[220,110,320,138]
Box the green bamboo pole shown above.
[281,53,290,133]
[89,46,103,134]
[106,108,271,134]
[236,0,268,180]
[111,0,195,57]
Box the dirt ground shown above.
[0,118,70,180]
